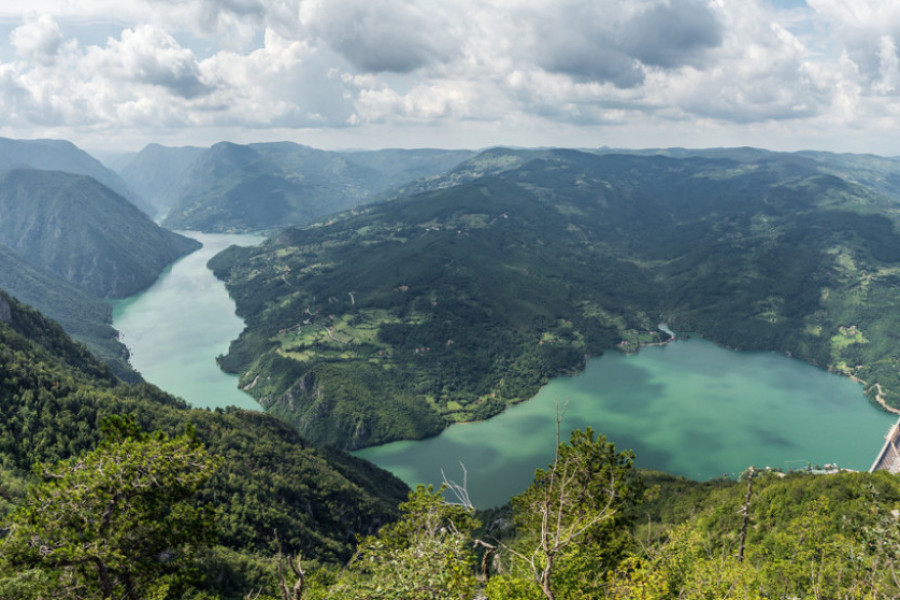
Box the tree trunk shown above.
[94,558,114,599]
[737,466,755,562]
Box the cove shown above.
[355,337,896,508]
[111,231,265,411]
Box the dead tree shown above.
[274,530,306,600]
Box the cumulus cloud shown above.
[203,30,355,126]
[621,0,723,68]
[86,25,213,98]
[148,0,266,49]
[11,14,63,65]
[807,0,900,94]
[298,0,459,73]
[4,0,900,152]
[661,2,835,123]
[519,0,722,88]
[0,18,353,137]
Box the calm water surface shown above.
[111,231,265,411]
[356,338,895,507]
[112,238,895,508]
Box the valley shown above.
[111,232,265,411]
[5,138,900,598]
[7,3,900,595]
[99,143,900,509]
[210,148,900,453]
[109,237,893,507]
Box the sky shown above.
[1,0,899,155]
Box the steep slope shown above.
[210,149,900,449]
[0,289,408,562]
[0,246,137,381]
[0,137,152,215]
[0,168,200,298]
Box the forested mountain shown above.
[0,290,408,596]
[211,149,900,449]
[6,272,900,599]
[0,168,200,298]
[117,143,206,217]
[0,248,136,381]
[117,141,476,232]
[0,137,153,215]
[6,147,900,598]
[159,141,379,232]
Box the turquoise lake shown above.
[111,236,896,508]
[356,337,895,507]
[111,231,264,411]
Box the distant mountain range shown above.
[210,147,900,449]
[117,143,206,217]
[118,141,475,230]
[0,137,153,215]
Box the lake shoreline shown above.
[112,231,266,411]
[356,335,893,508]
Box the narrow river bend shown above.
[111,231,264,411]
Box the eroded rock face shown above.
[0,294,10,323]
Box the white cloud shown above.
[807,1,900,91]
[10,14,62,65]
[202,29,354,127]
[519,0,722,87]
[84,25,212,98]
[873,35,900,95]
[0,20,353,139]
[298,0,460,73]
[659,1,835,123]
[3,0,900,153]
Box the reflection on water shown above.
[356,338,894,508]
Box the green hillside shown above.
[210,149,900,449]
[0,247,137,381]
[4,279,900,599]
[0,290,408,574]
[472,461,900,600]
[0,169,200,298]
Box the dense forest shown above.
[211,149,900,449]
[4,293,900,599]
[6,144,900,598]
[0,290,409,597]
